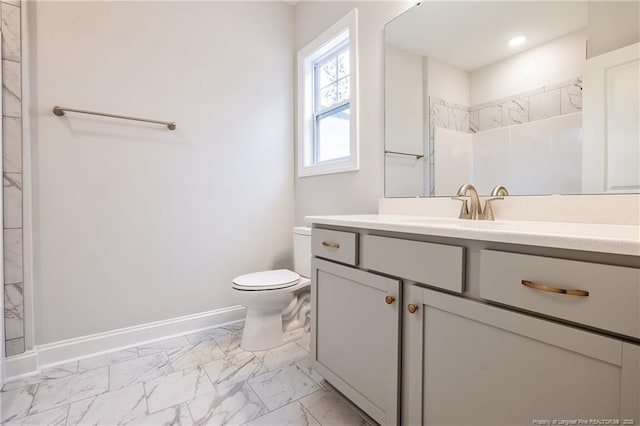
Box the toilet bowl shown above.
[232,227,311,351]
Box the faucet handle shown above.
[452,196,471,219]
[481,196,503,221]
[491,185,509,197]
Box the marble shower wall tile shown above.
[4,282,23,339]
[4,228,22,283]
[529,88,561,122]
[1,3,21,62]
[478,105,502,132]
[2,0,24,357]
[561,79,582,114]
[502,99,529,126]
[5,337,24,355]
[430,98,470,133]
[2,60,21,118]
[4,172,21,228]
[469,110,479,133]
[3,116,22,173]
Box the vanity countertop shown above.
[305,214,640,257]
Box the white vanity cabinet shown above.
[403,284,640,426]
[310,224,640,426]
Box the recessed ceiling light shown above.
[508,36,527,47]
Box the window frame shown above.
[297,9,359,178]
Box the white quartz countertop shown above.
[305,214,640,256]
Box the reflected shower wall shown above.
[433,112,583,196]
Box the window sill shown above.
[298,159,359,178]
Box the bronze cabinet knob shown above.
[385,295,395,305]
[407,304,419,314]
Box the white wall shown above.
[294,1,413,224]
[29,1,295,344]
[385,44,423,154]
[587,1,640,58]
[470,30,586,105]
[384,44,425,197]
[427,57,470,106]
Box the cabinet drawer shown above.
[479,250,640,338]
[312,228,358,266]
[361,234,464,293]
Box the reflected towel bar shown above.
[385,150,424,159]
[53,106,176,130]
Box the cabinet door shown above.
[311,258,401,426]
[403,285,640,426]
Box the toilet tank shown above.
[293,226,311,278]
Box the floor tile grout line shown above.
[185,399,197,424]
[25,382,40,416]
[141,380,151,415]
[245,379,271,413]
[300,399,324,426]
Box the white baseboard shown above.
[6,305,246,380]
[6,350,38,379]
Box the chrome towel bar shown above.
[53,106,176,130]
[385,150,424,159]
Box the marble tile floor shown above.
[1,323,373,426]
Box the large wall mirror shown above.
[384,1,640,197]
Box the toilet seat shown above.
[232,269,300,291]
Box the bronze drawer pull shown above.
[407,304,419,313]
[322,242,340,249]
[521,280,589,297]
[385,295,396,305]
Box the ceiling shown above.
[385,1,588,71]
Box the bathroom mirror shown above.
[384,1,640,197]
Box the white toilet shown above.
[232,226,311,351]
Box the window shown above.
[297,9,358,177]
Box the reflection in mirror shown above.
[384,1,640,197]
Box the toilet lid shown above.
[232,269,300,291]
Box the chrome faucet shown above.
[454,183,483,220]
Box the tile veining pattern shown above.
[427,77,582,196]
[1,323,373,425]
[2,0,24,356]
